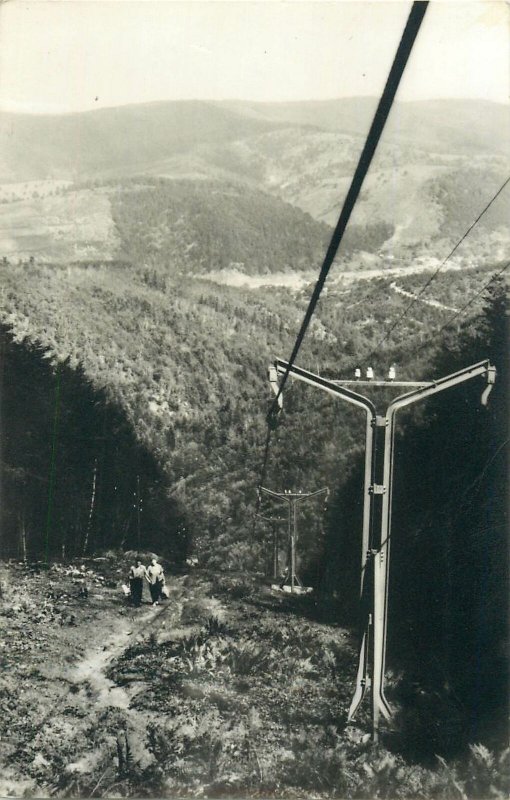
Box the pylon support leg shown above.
[271,357,496,741]
[347,625,370,721]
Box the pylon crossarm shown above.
[388,359,494,413]
[259,486,291,503]
[274,358,377,416]
[331,380,433,388]
[293,487,329,502]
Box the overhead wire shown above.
[267,0,429,421]
[392,260,510,364]
[252,1,430,531]
[251,1,429,524]
[367,175,510,360]
[425,260,510,342]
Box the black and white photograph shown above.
[0,0,508,797]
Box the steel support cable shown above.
[369,175,510,360]
[267,1,429,421]
[399,260,510,362]
[427,260,510,341]
[251,423,274,538]
[254,0,428,540]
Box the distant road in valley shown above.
[199,259,477,291]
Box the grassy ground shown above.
[0,188,118,261]
[0,561,508,799]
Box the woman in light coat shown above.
[145,557,165,605]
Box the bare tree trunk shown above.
[116,733,125,777]
[136,474,141,550]
[120,514,130,549]
[82,459,98,556]
[20,510,27,562]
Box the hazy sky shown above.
[0,1,508,114]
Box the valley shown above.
[0,95,508,797]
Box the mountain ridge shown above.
[1,97,508,184]
[0,96,508,270]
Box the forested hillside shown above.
[111,178,331,275]
[218,98,510,156]
[0,101,283,183]
[1,99,508,266]
[0,95,508,776]
[1,251,507,767]
[0,325,188,562]
[1,98,507,183]
[0,253,505,562]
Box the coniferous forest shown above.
[0,325,189,562]
[1,256,507,769]
[0,97,508,799]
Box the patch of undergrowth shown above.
[3,569,508,799]
[100,578,510,799]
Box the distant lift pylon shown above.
[259,486,329,591]
[268,358,496,741]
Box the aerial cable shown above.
[255,0,428,529]
[267,0,429,422]
[370,175,510,358]
[397,260,510,363]
[427,260,510,342]
[251,423,274,537]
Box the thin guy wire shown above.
[370,175,510,357]
[431,260,510,341]
[401,261,510,361]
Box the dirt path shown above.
[69,581,184,707]
[0,567,188,797]
[389,280,459,312]
[69,614,148,710]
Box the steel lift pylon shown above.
[259,486,328,591]
[268,358,496,741]
[256,512,286,580]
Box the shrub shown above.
[204,614,229,636]
[226,641,274,676]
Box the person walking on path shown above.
[145,557,165,606]
[128,559,146,607]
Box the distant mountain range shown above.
[0,101,282,183]
[0,98,508,267]
[1,98,508,182]
[217,98,510,156]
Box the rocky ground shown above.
[0,560,507,799]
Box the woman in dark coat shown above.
[128,559,146,607]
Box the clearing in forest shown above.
[0,560,508,799]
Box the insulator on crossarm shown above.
[354,367,361,380]
[388,366,396,381]
[366,367,374,380]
